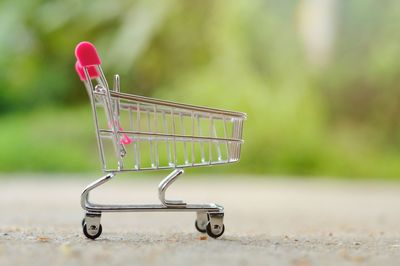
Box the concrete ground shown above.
[1,174,400,266]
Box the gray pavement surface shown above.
[1,174,400,266]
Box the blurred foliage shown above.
[1,0,400,178]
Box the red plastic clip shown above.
[75,41,101,67]
[75,61,99,81]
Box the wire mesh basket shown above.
[94,87,245,172]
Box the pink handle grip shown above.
[107,122,133,145]
[117,127,133,145]
[120,131,133,145]
[75,41,101,67]
[75,61,99,81]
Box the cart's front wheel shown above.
[206,222,225,239]
[83,223,102,240]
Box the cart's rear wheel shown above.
[83,223,102,240]
[195,220,207,233]
[206,222,225,239]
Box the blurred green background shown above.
[1,0,400,178]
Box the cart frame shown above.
[75,42,246,239]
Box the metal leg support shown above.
[80,170,225,240]
[158,169,186,207]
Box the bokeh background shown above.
[1,0,400,178]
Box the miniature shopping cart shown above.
[74,41,246,240]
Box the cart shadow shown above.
[87,232,399,251]
[87,232,276,247]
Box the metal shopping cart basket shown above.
[74,41,246,240]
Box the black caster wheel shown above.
[206,222,225,239]
[195,220,207,233]
[83,223,102,240]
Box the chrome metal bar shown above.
[212,119,222,161]
[162,110,172,165]
[234,119,239,160]
[108,91,246,118]
[154,105,159,169]
[99,129,243,143]
[180,113,189,164]
[96,66,126,164]
[81,173,115,210]
[83,70,106,170]
[208,115,212,165]
[113,75,120,119]
[115,102,235,120]
[81,171,224,213]
[97,66,110,91]
[83,79,92,96]
[101,160,237,172]
[85,203,223,213]
[230,119,235,161]
[97,87,120,157]
[136,102,141,169]
[128,106,136,169]
[222,115,231,162]
[238,119,244,160]
[171,108,177,166]
[197,114,205,163]
[191,111,195,166]
[158,169,186,207]
[147,109,155,168]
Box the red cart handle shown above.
[75,61,99,81]
[75,41,101,67]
